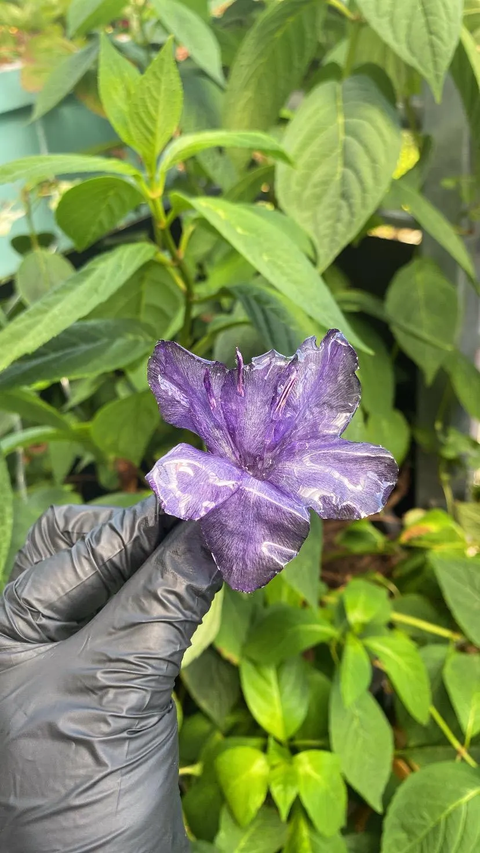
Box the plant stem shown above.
[13,416,27,503]
[328,0,358,21]
[22,190,40,252]
[179,763,203,777]
[391,611,464,642]
[343,20,361,79]
[430,705,478,768]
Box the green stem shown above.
[439,462,455,517]
[391,611,463,642]
[430,705,478,768]
[328,0,358,21]
[343,20,361,78]
[22,189,40,252]
[179,763,203,777]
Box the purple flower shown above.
[146,332,398,592]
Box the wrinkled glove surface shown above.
[0,497,221,853]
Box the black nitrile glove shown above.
[0,496,221,853]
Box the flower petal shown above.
[146,443,241,520]
[220,348,291,468]
[269,438,398,519]
[148,341,234,457]
[200,474,310,592]
[270,331,361,448]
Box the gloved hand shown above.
[0,496,221,853]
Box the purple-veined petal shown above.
[146,443,241,520]
[270,331,361,448]
[148,341,235,458]
[220,348,291,469]
[200,474,310,592]
[269,438,398,520]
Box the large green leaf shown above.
[215,806,286,853]
[0,389,71,431]
[343,579,391,629]
[340,633,372,708]
[282,513,323,608]
[32,41,99,120]
[179,196,364,350]
[124,38,183,177]
[381,763,480,852]
[387,178,476,283]
[244,605,337,666]
[445,350,480,421]
[451,27,480,174]
[348,318,394,416]
[330,680,393,812]
[181,648,240,729]
[365,632,431,724]
[56,177,144,250]
[0,320,154,390]
[285,810,348,853]
[16,251,75,305]
[240,657,309,741]
[365,409,411,466]
[294,751,347,837]
[430,552,480,645]
[268,741,298,822]
[67,0,127,37]
[182,588,224,668]
[276,70,401,272]
[99,35,140,149]
[215,587,257,666]
[160,130,290,178]
[0,154,139,186]
[152,0,224,86]
[385,259,458,385]
[223,0,319,141]
[355,0,463,101]
[444,653,480,739]
[0,243,155,373]
[0,453,13,584]
[91,390,158,465]
[216,746,269,827]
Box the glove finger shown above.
[0,496,176,644]
[79,521,221,712]
[10,504,119,580]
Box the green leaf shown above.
[244,605,337,666]
[451,27,480,175]
[430,552,480,645]
[353,25,421,99]
[276,70,401,272]
[294,751,347,837]
[32,41,99,121]
[444,653,480,739]
[365,409,411,465]
[99,35,140,148]
[268,743,298,822]
[91,390,157,465]
[183,588,224,668]
[0,243,156,373]
[240,657,309,741]
[182,648,240,729]
[56,177,144,251]
[387,178,476,283]
[282,513,323,609]
[456,502,480,543]
[215,746,269,827]
[215,587,257,665]
[0,453,13,584]
[365,632,431,724]
[0,319,154,390]
[340,633,372,708]
[330,680,393,812]
[223,0,319,142]
[445,350,480,421]
[128,37,183,176]
[297,670,332,741]
[355,0,463,101]
[343,579,391,630]
[160,130,290,178]
[0,389,71,431]
[0,154,139,186]
[347,318,394,416]
[285,810,348,853]
[67,0,127,37]
[233,280,321,357]
[16,250,75,305]
[152,0,224,86]
[385,259,458,385]
[215,805,287,853]
[381,762,480,852]
[179,196,364,350]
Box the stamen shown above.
[203,370,216,411]
[236,347,245,396]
